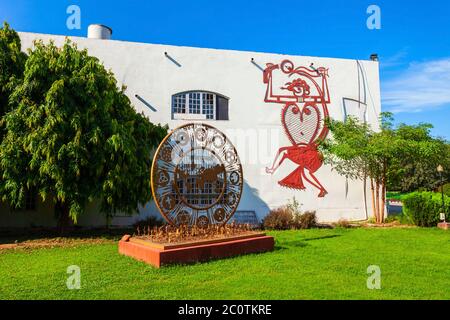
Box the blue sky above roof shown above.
[1,0,449,139]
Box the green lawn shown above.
[386,191,411,201]
[1,228,449,300]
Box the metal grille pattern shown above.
[151,123,243,226]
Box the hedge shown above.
[402,192,450,227]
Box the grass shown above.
[386,191,411,201]
[0,228,449,300]
[383,212,414,225]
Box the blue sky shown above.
[1,0,449,139]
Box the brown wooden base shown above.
[118,233,275,268]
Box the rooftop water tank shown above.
[87,24,112,40]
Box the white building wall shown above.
[0,32,382,227]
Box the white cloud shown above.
[380,50,408,69]
[382,58,450,113]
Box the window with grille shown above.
[172,91,229,120]
[173,94,186,114]
[189,92,201,114]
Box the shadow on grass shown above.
[303,234,341,241]
[274,240,308,251]
[273,234,341,251]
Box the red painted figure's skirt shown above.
[278,145,323,189]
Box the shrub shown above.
[263,197,317,230]
[366,216,376,224]
[384,215,400,223]
[333,219,352,228]
[402,192,450,227]
[384,214,412,224]
[293,211,317,229]
[263,207,293,230]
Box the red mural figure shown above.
[263,60,330,197]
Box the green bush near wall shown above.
[402,192,450,227]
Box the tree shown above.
[0,22,27,120]
[364,112,398,222]
[320,116,382,222]
[321,113,445,223]
[0,38,167,229]
[387,124,449,192]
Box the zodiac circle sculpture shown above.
[151,123,243,226]
[263,59,330,197]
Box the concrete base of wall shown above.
[118,233,275,268]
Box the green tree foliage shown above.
[0,38,167,224]
[320,116,372,181]
[387,124,449,192]
[0,22,27,118]
[321,112,447,223]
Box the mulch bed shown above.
[0,237,115,251]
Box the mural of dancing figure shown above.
[263,60,330,197]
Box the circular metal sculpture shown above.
[151,123,243,227]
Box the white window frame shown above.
[172,91,216,120]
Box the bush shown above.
[384,214,412,224]
[366,216,376,224]
[293,211,317,229]
[263,207,293,230]
[402,192,450,227]
[384,215,400,223]
[263,197,317,230]
[333,219,352,228]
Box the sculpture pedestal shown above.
[118,233,275,268]
[437,222,450,230]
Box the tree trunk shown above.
[56,201,72,235]
[370,177,377,222]
[380,162,387,224]
[375,179,381,224]
[380,187,386,224]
